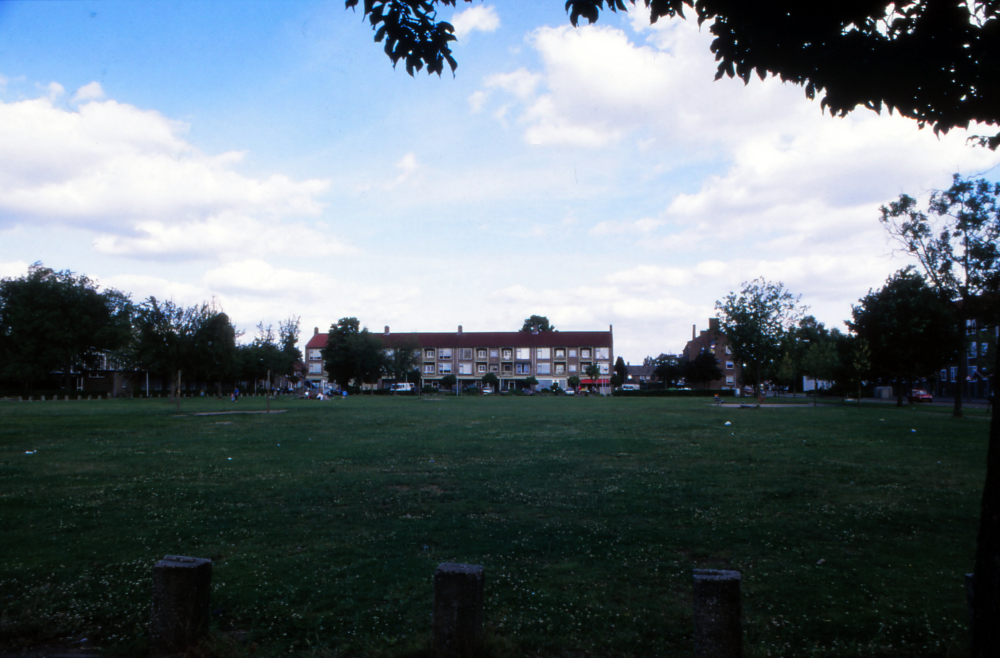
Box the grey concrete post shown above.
[433,563,484,658]
[150,555,212,656]
[693,569,743,658]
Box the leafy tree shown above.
[279,316,302,383]
[801,340,840,406]
[584,363,602,391]
[849,268,958,406]
[716,278,805,395]
[567,374,581,391]
[612,356,628,388]
[386,339,421,388]
[683,350,723,389]
[481,372,499,389]
[350,330,388,394]
[440,373,457,390]
[881,174,1000,418]
[520,315,556,333]
[192,309,239,396]
[321,317,362,390]
[651,353,684,387]
[351,0,1000,148]
[524,375,539,390]
[0,263,132,389]
[881,178,1000,658]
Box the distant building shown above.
[682,318,741,390]
[624,364,656,386]
[304,325,614,392]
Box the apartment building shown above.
[935,318,996,400]
[682,318,741,390]
[304,325,614,391]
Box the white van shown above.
[619,384,640,391]
[390,382,415,392]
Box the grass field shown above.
[0,395,992,657]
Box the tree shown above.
[567,374,581,391]
[350,330,388,393]
[683,350,723,389]
[584,363,602,391]
[440,373,457,390]
[848,268,958,406]
[321,317,363,390]
[651,353,684,388]
[0,263,132,389]
[881,174,1000,417]
[350,1,1000,148]
[524,375,539,391]
[192,309,238,396]
[801,340,840,406]
[520,315,556,333]
[612,356,628,388]
[482,372,499,390]
[716,278,805,395]
[386,339,421,390]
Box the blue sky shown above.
[1,1,997,363]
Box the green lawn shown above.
[0,395,990,657]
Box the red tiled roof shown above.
[306,330,612,350]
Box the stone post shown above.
[693,569,743,658]
[433,563,484,658]
[150,555,212,656]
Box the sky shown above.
[1,1,997,364]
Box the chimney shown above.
[609,324,613,333]
[692,324,696,340]
[384,326,390,335]
[314,327,319,336]
[457,325,463,334]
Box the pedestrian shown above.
[233,386,240,402]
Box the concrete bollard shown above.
[693,569,743,658]
[150,555,212,656]
[433,562,485,658]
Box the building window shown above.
[458,363,472,375]
[440,348,453,359]
[969,342,978,357]
[477,349,487,359]
[569,364,577,373]
[554,348,565,358]
[725,346,731,355]
[941,369,947,382]
[568,349,578,358]
[967,319,978,334]
[951,367,957,382]
[982,343,989,355]
[308,349,322,361]
[516,347,530,360]
[555,363,565,374]
[599,363,610,374]
[477,364,487,374]
[309,363,322,374]
[726,361,734,370]
[502,363,512,373]
[537,363,551,375]
[726,376,734,385]
[581,349,591,359]
[490,349,499,359]
[460,348,473,360]
[439,363,453,374]
[423,364,436,374]
[595,347,609,359]
[490,364,499,372]
[516,363,531,375]
[537,347,551,359]
[425,349,435,359]
[502,349,512,360]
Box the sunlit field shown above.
[0,395,990,657]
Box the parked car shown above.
[619,384,640,391]
[908,389,933,404]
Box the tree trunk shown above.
[971,345,1000,657]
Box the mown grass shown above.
[0,395,990,657]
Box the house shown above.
[682,318,741,390]
[624,364,656,387]
[304,325,614,392]
[935,318,996,401]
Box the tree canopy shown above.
[716,277,805,394]
[520,315,556,333]
[0,264,133,388]
[349,0,1000,148]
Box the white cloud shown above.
[590,217,664,236]
[451,5,500,40]
[0,91,336,260]
[71,81,105,103]
[0,259,30,279]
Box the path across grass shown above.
[0,396,989,657]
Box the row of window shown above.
[424,347,609,361]
[422,361,611,376]
[968,342,990,358]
